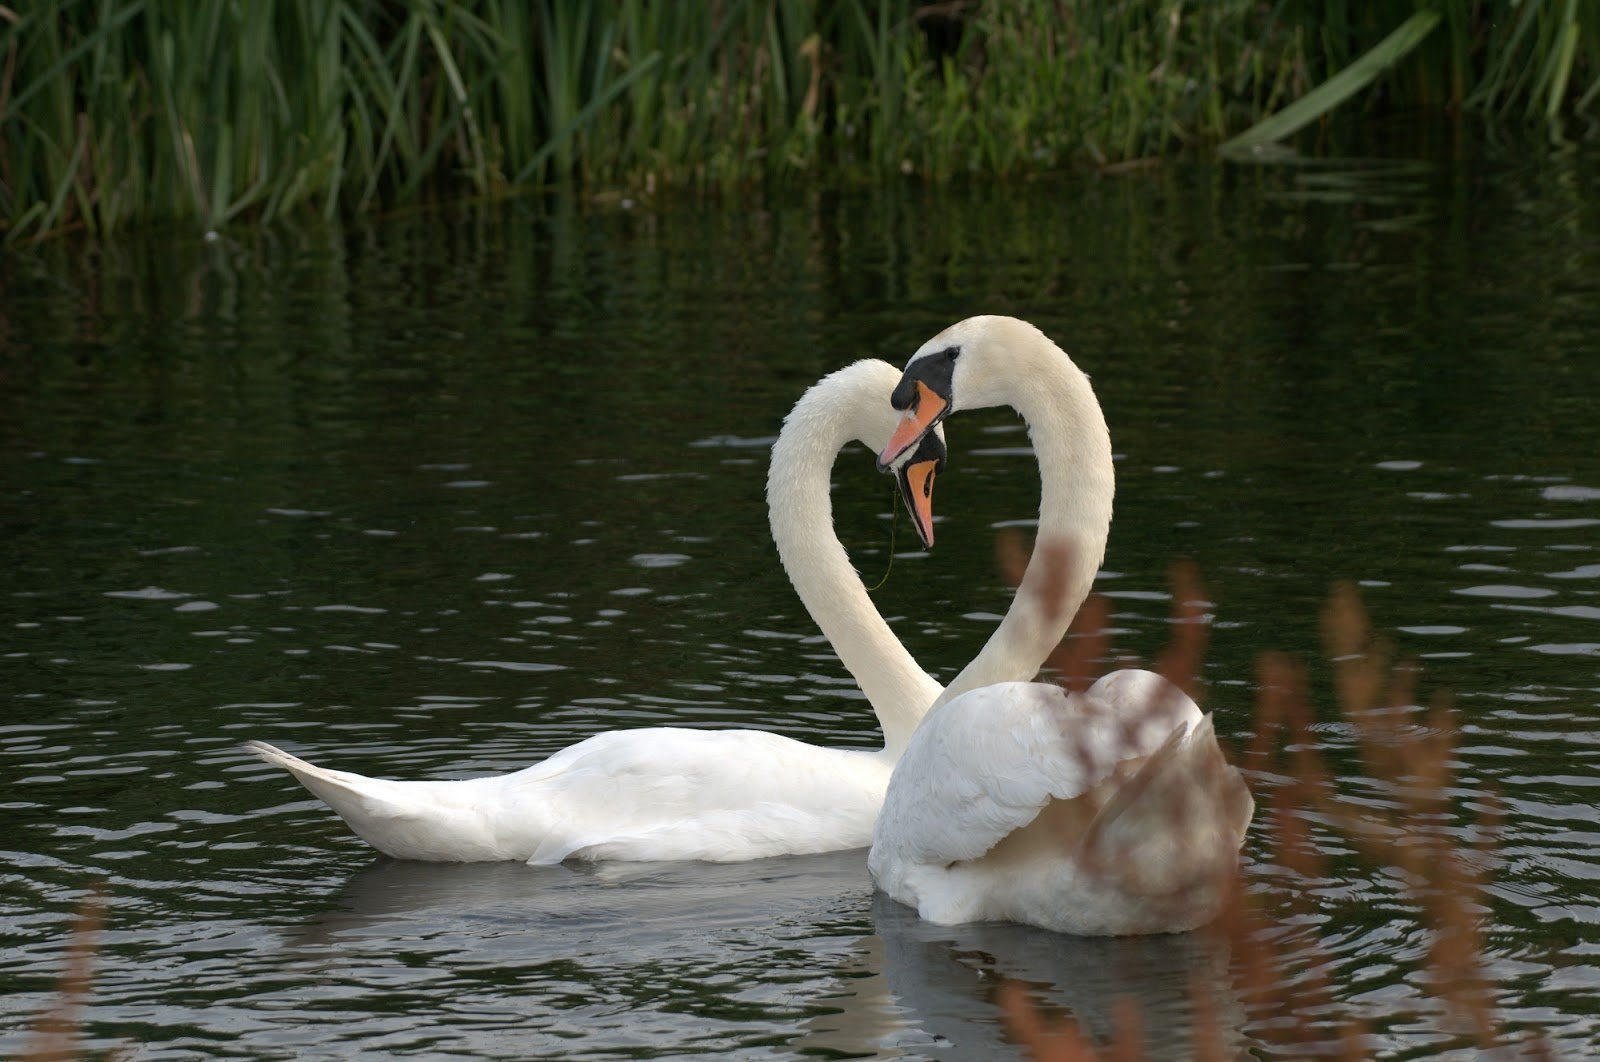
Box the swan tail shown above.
[1078,715,1254,904]
[246,740,388,810]
[244,741,501,861]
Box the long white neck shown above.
[767,361,943,756]
[932,325,1114,709]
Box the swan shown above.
[245,359,952,863]
[867,315,1254,935]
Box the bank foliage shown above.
[3,1,1596,239]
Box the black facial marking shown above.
[910,430,947,473]
[894,430,947,550]
[889,346,961,410]
[894,430,947,492]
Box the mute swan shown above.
[247,359,947,863]
[868,316,1254,935]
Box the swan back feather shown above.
[869,671,1252,936]
[250,731,894,863]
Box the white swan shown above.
[867,316,1254,935]
[246,359,950,863]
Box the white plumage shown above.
[248,728,894,864]
[247,359,944,863]
[868,316,1254,935]
[870,671,1251,935]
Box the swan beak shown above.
[877,381,949,470]
[896,452,941,550]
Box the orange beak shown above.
[898,455,939,550]
[878,381,949,469]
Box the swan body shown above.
[249,359,947,863]
[248,728,895,863]
[869,316,1254,934]
[869,671,1252,935]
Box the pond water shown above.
[3,138,1599,1058]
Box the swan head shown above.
[876,315,1057,469]
[889,428,945,550]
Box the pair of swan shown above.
[249,316,1252,935]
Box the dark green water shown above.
[3,142,1599,1057]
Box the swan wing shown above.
[1077,713,1255,896]
[251,729,893,864]
[499,728,892,864]
[872,673,1202,868]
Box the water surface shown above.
[3,142,1599,1057]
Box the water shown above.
[3,140,1599,1057]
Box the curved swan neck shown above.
[933,319,1115,709]
[767,361,942,755]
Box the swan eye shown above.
[941,346,961,362]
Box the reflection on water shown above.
[2,139,1599,1056]
[799,894,1239,1059]
[61,851,1239,1058]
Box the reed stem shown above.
[3,1,1594,241]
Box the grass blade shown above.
[1544,14,1580,121]
[514,50,662,185]
[1220,10,1442,154]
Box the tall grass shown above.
[3,1,1596,241]
[993,558,1540,1057]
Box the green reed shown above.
[3,1,1595,241]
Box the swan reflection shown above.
[286,854,1241,1056]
